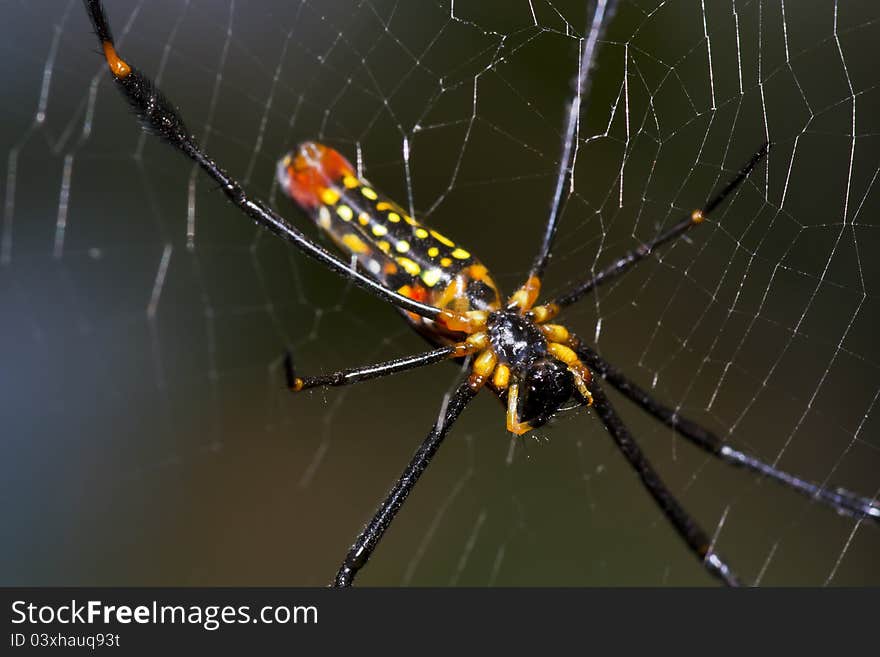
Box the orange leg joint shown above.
[540,324,570,343]
[528,303,560,325]
[492,363,511,390]
[547,342,593,406]
[436,309,488,334]
[508,275,542,312]
[102,42,131,79]
[468,349,498,391]
[505,384,533,436]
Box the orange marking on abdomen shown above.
[280,142,356,209]
[399,283,431,323]
[398,283,429,304]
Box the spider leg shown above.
[528,0,617,281]
[284,337,485,392]
[333,381,477,586]
[82,0,443,323]
[589,382,740,586]
[578,344,880,523]
[553,141,770,309]
[505,1,617,312]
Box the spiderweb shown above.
[3,0,878,586]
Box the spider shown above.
[83,0,879,586]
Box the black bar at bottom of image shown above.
[1,587,873,654]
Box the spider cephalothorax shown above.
[485,310,582,430]
[446,288,593,435]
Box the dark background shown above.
[2,0,878,586]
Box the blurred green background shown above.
[2,0,878,586]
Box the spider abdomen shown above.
[277,142,502,340]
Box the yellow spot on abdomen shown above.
[358,212,370,226]
[361,187,378,200]
[421,268,443,287]
[341,233,369,254]
[468,264,488,280]
[377,240,391,254]
[395,240,410,253]
[317,206,332,229]
[387,212,401,223]
[415,228,429,239]
[396,257,421,276]
[440,257,453,268]
[342,175,359,189]
[320,188,340,205]
[451,248,470,260]
[430,230,455,247]
[371,224,388,237]
[336,205,353,221]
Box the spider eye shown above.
[517,358,574,427]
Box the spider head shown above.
[516,357,575,429]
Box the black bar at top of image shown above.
[1,587,874,654]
